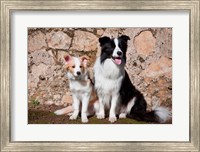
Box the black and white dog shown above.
[94,35,171,123]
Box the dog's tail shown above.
[153,106,172,123]
[128,106,172,123]
[54,106,73,115]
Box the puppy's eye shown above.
[80,66,83,68]
[72,66,75,68]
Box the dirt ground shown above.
[28,103,171,124]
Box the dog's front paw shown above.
[81,117,88,123]
[119,113,126,119]
[109,116,117,123]
[97,113,105,119]
[69,114,78,120]
[81,113,88,123]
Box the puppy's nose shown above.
[76,71,81,75]
[117,51,122,56]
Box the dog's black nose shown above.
[117,51,122,56]
[76,71,81,75]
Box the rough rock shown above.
[28,63,49,89]
[71,30,98,51]
[46,31,72,50]
[86,28,95,32]
[28,27,172,110]
[45,65,57,78]
[141,56,172,78]
[102,28,124,38]
[30,49,54,66]
[96,29,104,36]
[57,51,69,64]
[28,31,47,52]
[45,100,54,105]
[134,31,156,57]
[53,94,61,101]
[155,28,172,59]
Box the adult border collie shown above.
[94,35,171,123]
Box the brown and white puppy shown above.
[54,55,99,123]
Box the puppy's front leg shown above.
[109,94,119,123]
[69,95,80,120]
[81,94,90,123]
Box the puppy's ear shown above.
[64,55,71,64]
[119,35,130,43]
[99,36,110,46]
[63,55,72,70]
[80,55,89,67]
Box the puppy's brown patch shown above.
[89,89,98,106]
[67,60,76,74]
[80,55,90,68]
[79,55,90,75]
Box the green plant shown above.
[30,99,40,107]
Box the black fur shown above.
[120,71,160,122]
[98,35,165,123]
[99,35,129,64]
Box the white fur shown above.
[113,38,123,57]
[54,109,66,115]
[73,57,81,77]
[126,97,136,114]
[119,113,126,118]
[119,97,136,118]
[54,106,72,115]
[68,68,92,123]
[55,56,96,123]
[154,107,172,123]
[94,57,124,122]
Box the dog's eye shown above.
[72,66,75,68]
[80,66,83,68]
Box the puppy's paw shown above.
[119,113,126,119]
[97,113,105,119]
[109,116,117,123]
[69,114,78,120]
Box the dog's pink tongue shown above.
[115,58,122,65]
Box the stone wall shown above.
[28,28,172,110]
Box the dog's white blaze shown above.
[73,57,81,76]
[113,38,123,57]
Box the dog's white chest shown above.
[69,80,92,98]
[94,57,124,94]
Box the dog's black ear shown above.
[119,35,130,43]
[99,36,110,46]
